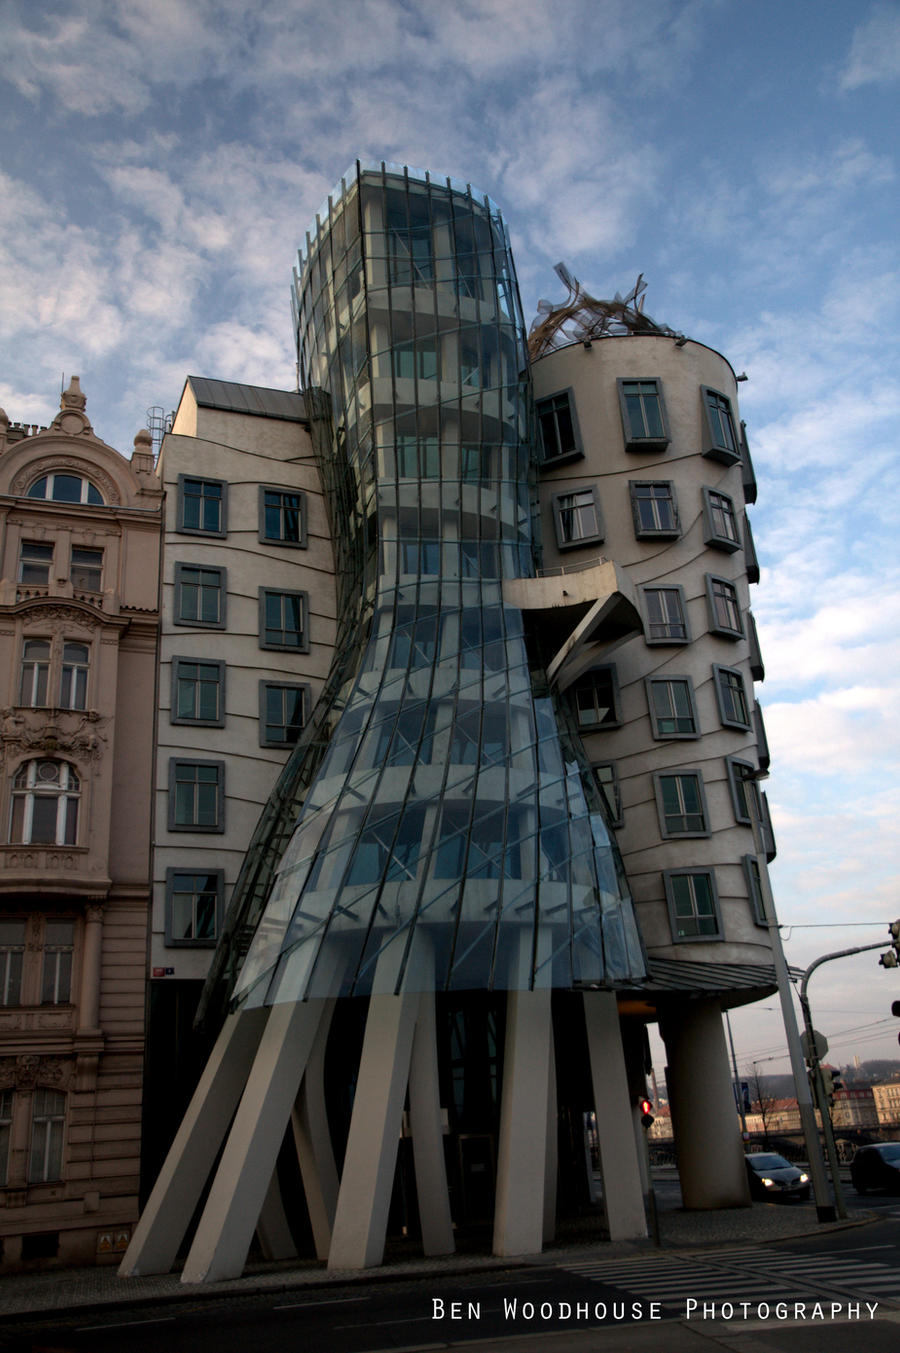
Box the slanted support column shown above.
[181,999,327,1284]
[291,997,339,1261]
[408,990,454,1257]
[660,997,750,1209]
[583,992,647,1241]
[327,987,420,1269]
[543,1025,558,1244]
[119,1007,268,1277]
[256,1170,298,1261]
[493,987,552,1256]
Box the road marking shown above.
[273,1294,370,1310]
[78,1316,176,1332]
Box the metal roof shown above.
[187,377,308,423]
[639,956,792,996]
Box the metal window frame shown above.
[663,867,722,942]
[164,867,225,947]
[176,474,228,538]
[167,757,226,833]
[171,657,226,727]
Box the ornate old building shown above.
[0,380,160,1267]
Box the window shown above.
[346,808,425,885]
[28,1089,66,1183]
[754,700,770,772]
[743,855,767,926]
[59,643,89,709]
[174,564,226,628]
[389,608,438,669]
[392,341,438,382]
[592,763,623,826]
[260,487,306,546]
[0,1090,11,1184]
[552,486,603,549]
[617,378,670,449]
[702,387,740,464]
[536,390,581,463]
[19,541,53,585]
[69,547,102,592]
[41,921,74,1004]
[747,612,765,681]
[396,435,440,478]
[706,574,744,638]
[10,761,79,846]
[654,770,709,837]
[744,513,759,583]
[168,759,225,832]
[435,805,520,880]
[643,585,689,644]
[0,922,25,1007]
[19,640,50,705]
[569,667,621,729]
[177,476,226,536]
[702,487,740,551]
[259,589,308,651]
[646,677,699,739]
[630,481,679,537]
[714,664,751,729]
[27,473,103,505]
[663,869,721,941]
[165,869,224,946]
[726,756,761,826]
[259,682,309,747]
[172,658,225,726]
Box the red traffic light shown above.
[639,1096,654,1126]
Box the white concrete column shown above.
[181,999,327,1284]
[256,1170,298,1261]
[327,986,420,1269]
[78,903,103,1034]
[291,997,339,1261]
[583,991,647,1241]
[408,990,454,1257]
[119,1007,268,1277]
[660,997,750,1209]
[493,987,552,1257]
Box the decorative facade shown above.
[0,381,161,1267]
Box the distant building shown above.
[0,381,161,1267]
[830,1087,877,1129]
[872,1082,900,1127]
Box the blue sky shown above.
[3,0,900,1073]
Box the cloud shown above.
[840,4,900,90]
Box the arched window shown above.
[9,761,79,846]
[26,473,103,506]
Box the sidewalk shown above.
[0,1201,875,1321]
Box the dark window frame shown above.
[702,486,740,552]
[713,663,751,729]
[743,854,767,927]
[174,563,227,629]
[258,588,310,652]
[171,657,226,727]
[535,388,583,466]
[164,867,225,947]
[617,377,671,450]
[642,584,690,645]
[663,868,722,942]
[653,769,710,839]
[726,755,761,826]
[258,486,307,548]
[706,573,744,639]
[569,665,622,730]
[176,474,227,537]
[167,758,225,834]
[258,681,310,747]
[645,675,700,740]
[592,762,623,827]
[551,484,604,551]
[629,480,680,538]
[701,386,740,465]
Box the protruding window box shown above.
[743,513,759,583]
[753,701,770,772]
[617,378,670,451]
[663,868,722,942]
[741,422,757,503]
[747,611,765,681]
[701,387,740,465]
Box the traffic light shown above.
[893,998,900,1046]
[879,919,900,968]
[820,1068,843,1106]
[639,1096,654,1128]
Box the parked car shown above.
[745,1152,810,1201]
[850,1143,900,1194]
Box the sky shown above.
[2,0,900,1078]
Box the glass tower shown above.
[230,162,645,1008]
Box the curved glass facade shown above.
[232,163,645,1006]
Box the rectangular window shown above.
[178,476,226,535]
[260,487,306,546]
[70,547,102,592]
[702,487,740,551]
[664,869,721,940]
[553,486,603,549]
[259,682,309,747]
[19,640,50,706]
[168,759,225,832]
[0,921,25,1007]
[536,390,580,463]
[259,589,308,651]
[630,481,679,537]
[172,658,224,725]
[646,677,699,738]
[702,387,740,464]
[19,542,53,585]
[655,770,709,837]
[175,564,226,628]
[706,574,744,638]
[570,666,621,729]
[726,756,761,826]
[592,763,623,827]
[41,921,74,1004]
[714,664,751,728]
[0,1090,11,1185]
[743,855,767,926]
[617,378,670,449]
[59,642,89,710]
[165,869,224,946]
[643,585,689,644]
[396,436,440,479]
[28,1088,66,1183]
[392,341,438,382]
